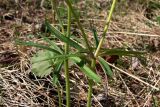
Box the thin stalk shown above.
[87,0,117,107]
[87,79,93,107]
[51,0,64,107]
[52,0,64,33]
[51,1,64,106]
[87,59,96,107]
[57,82,62,107]
[64,0,93,55]
[94,0,117,57]
[52,0,71,106]
[64,2,71,107]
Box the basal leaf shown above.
[32,60,52,77]
[98,57,113,77]
[31,50,55,77]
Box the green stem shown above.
[94,0,117,57]
[57,82,62,107]
[51,0,64,106]
[87,59,96,107]
[64,2,71,107]
[87,79,93,107]
[51,1,65,106]
[52,0,64,33]
[65,0,93,55]
[87,1,117,107]
[64,60,70,107]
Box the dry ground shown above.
[0,0,160,107]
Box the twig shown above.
[107,32,160,37]
[117,71,140,107]
[106,62,159,91]
[143,79,160,107]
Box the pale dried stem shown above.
[143,79,160,107]
[117,71,140,107]
[106,62,159,91]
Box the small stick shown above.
[106,62,159,91]
[107,32,160,37]
[143,80,160,107]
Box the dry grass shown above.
[0,0,160,107]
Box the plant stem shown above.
[94,0,117,57]
[64,2,71,107]
[65,0,93,55]
[57,83,62,107]
[87,0,117,107]
[52,0,64,33]
[51,0,64,106]
[64,60,70,107]
[87,79,93,107]
[51,1,66,106]
[87,59,96,107]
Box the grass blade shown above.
[16,39,61,54]
[99,49,146,56]
[80,65,101,83]
[52,62,63,85]
[40,34,63,53]
[32,53,84,63]
[70,57,101,83]
[91,28,99,48]
[45,21,85,51]
[98,57,113,77]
